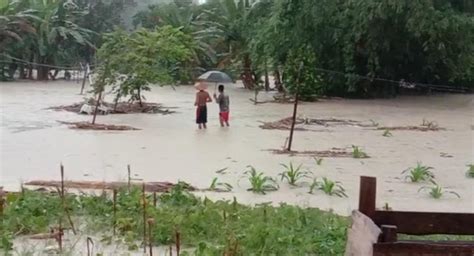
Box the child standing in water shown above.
[195,87,212,129]
[214,85,230,127]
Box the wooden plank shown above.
[359,176,377,218]
[374,211,474,235]
[374,241,474,256]
[380,225,398,243]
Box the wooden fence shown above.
[358,176,474,256]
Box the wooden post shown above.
[380,225,398,243]
[80,63,89,95]
[153,192,157,207]
[287,62,304,151]
[359,176,377,218]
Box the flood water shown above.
[1,80,473,215]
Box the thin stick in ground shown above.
[60,164,76,235]
[113,189,117,236]
[288,62,304,151]
[128,165,131,192]
[142,183,147,253]
[148,218,154,256]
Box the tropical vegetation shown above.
[2,0,472,98]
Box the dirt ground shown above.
[0,80,473,215]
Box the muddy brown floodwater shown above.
[1,80,473,215]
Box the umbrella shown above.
[198,71,233,84]
[197,70,233,92]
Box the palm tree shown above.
[198,0,257,88]
[0,0,37,51]
[27,0,94,80]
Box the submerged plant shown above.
[418,183,460,199]
[382,129,393,137]
[245,166,279,194]
[279,162,310,186]
[208,177,233,192]
[466,164,474,178]
[313,157,323,166]
[402,163,435,183]
[351,145,368,159]
[309,177,347,198]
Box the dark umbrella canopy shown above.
[198,71,233,83]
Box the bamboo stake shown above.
[148,218,154,256]
[113,189,117,236]
[142,183,147,253]
[58,220,63,252]
[127,165,131,192]
[60,164,76,235]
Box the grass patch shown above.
[1,185,348,255]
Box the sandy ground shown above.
[0,80,473,216]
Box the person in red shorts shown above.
[213,84,230,127]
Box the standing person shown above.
[195,85,212,129]
[213,84,230,127]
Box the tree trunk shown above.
[241,54,254,89]
[37,56,50,80]
[19,64,26,79]
[264,68,270,91]
[37,65,49,80]
[274,69,283,92]
[137,88,143,107]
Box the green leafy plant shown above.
[466,164,474,178]
[418,183,460,199]
[208,177,233,192]
[279,162,310,186]
[382,130,393,137]
[309,177,347,197]
[402,163,435,182]
[245,166,279,194]
[351,145,369,159]
[313,157,323,166]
